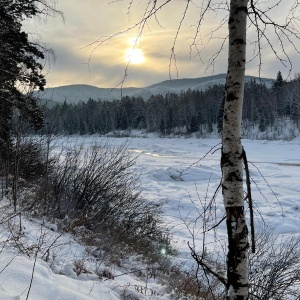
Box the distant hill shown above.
[36,74,274,104]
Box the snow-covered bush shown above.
[37,141,167,255]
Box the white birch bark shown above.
[222,0,249,299]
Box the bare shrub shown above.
[188,224,300,299]
[249,226,300,300]
[9,138,57,183]
[162,265,217,300]
[40,141,166,254]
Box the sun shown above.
[125,48,145,64]
[124,38,145,64]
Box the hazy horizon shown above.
[25,1,300,88]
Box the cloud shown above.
[26,0,300,88]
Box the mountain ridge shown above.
[37,74,274,104]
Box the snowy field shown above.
[1,136,300,299]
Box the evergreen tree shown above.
[165,108,173,134]
[273,71,284,91]
[291,98,300,127]
[159,118,165,134]
[0,0,59,154]
[189,115,199,132]
[217,96,225,133]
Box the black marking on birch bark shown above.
[227,92,238,102]
[221,152,234,167]
[226,171,242,182]
[226,207,249,295]
[226,208,239,289]
[229,17,235,24]
[222,184,228,190]
[234,6,248,14]
[231,38,246,45]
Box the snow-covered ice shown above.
[1,136,300,299]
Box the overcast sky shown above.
[26,0,300,88]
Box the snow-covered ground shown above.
[1,136,300,299]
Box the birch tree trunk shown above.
[221,0,249,299]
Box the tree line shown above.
[39,72,300,137]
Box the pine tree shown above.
[291,97,300,127]
[0,0,59,155]
[273,71,284,91]
[217,96,225,133]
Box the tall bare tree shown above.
[221,1,249,298]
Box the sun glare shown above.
[125,38,145,64]
[125,48,145,64]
